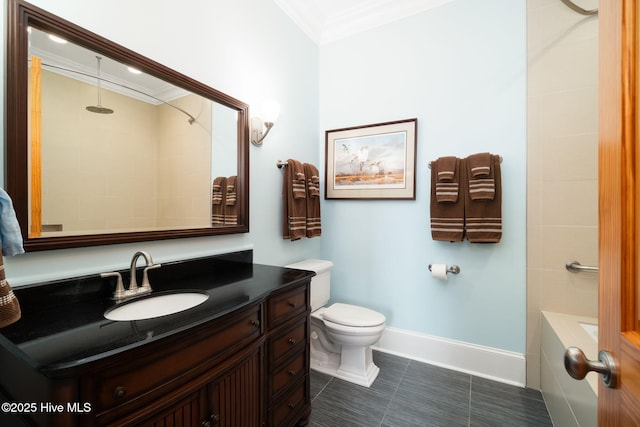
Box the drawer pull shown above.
[288,402,295,409]
[288,338,297,345]
[288,369,296,376]
[250,319,260,328]
[202,413,220,427]
[113,386,127,399]
[288,301,296,308]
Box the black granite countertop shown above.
[0,250,313,377]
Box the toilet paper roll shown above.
[431,264,448,280]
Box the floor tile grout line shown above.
[468,374,473,427]
[311,375,333,403]
[377,359,411,427]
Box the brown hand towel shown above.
[0,249,21,328]
[434,156,460,203]
[211,176,227,226]
[465,154,502,243]
[430,157,465,242]
[306,164,321,198]
[224,176,238,225]
[292,161,307,200]
[282,160,306,240]
[436,156,457,181]
[467,152,495,201]
[303,163,321,238]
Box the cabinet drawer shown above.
[269,321,306,365]
[89,305,262,413]
[271,379,307,427]
[270,350,305,396]
[267,284,307,328]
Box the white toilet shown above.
[287,259,386,387]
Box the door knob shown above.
[564,346,618,388]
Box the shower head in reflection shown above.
[86,105,114,114]
[86,56,114,114]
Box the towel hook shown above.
[277,160,288,168]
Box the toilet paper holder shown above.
[428,264,460,275]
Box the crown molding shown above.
[274,0,457,45]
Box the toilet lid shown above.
[323,303,385,327]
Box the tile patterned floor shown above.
[309,351,553,427]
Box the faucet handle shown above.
[101,272,125,300]
[140,263,162,292]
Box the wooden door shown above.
[599,0,640,424]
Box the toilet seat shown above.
[323,303,385,327]
[322,318,386,337]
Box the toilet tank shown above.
[286,259,333,311]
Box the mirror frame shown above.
[5,0,250,251]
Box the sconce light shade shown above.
[251,101,280,146]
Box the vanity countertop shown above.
[0,251,314,377]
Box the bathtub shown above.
[541,311,597,427]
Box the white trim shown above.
[321,0,457,44]
[373,326,526,387]
[274,0,457,45]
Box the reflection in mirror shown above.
[30,27,230,236]
[6,0,249,251]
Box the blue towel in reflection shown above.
[0,187,24,256]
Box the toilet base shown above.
[310,345,380,388]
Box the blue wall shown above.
[319,0,527,353]
[1,0,527,354]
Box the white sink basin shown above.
[105,291,209,321]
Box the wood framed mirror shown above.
[5,0,250,251]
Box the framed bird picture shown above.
[324,118,417,200]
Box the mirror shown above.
[6,0,250,251]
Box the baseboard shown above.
[373,326,526,387]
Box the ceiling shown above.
[273,0,457,45]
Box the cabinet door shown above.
[207,348,262,427]
[105,388,205,427]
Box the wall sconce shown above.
[251,101,280,146]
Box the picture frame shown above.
[325,118,417,200]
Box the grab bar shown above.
[559,0,598,16]
[566,261,599,273]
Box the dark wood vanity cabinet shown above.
[9,281,311,427]
[87,302,265,427]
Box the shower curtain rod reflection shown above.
[560,0,598,15]
[36,61,196,124]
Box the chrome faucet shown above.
[129,250,161,295]
[101,251,161,301]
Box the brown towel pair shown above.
[211,175,238,225]
[283,160,307,240]
[430,157,465,241]
[465,153,501,243]
[0,249,21,328]
[282,160,322,240]
[430,153,502,243]
[212,176,227,226]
